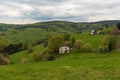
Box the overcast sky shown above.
[0,0,120,24]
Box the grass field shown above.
[0,52,120,80]
[73,33,103,48]
[10,44,45,64]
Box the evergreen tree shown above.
[117,23,120,30]
[71,37,75,45]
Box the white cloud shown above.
[0,0,120,24]
[21,4,34,11]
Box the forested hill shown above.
[0,20,119,44]
[0,20,120,32]
[88,20,120,27]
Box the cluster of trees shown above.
[0,37,36,65]
[99,35,117,53]
[33,33,93,61]
[99,23,120,53]
[33,33,72,61]
[74,40,92,53]
[102,23,120,35]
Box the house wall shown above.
[59,46,70,54]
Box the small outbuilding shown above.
[59,46,71,54]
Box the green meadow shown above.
[73,32,103,48]
[0,52,120,80]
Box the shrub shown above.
[110,26,120,35]
[82,43,92,53]
[74,40,83,52]
[27,42,33,53]
[117,23,120,30]
[116,41,120,49]
[0,54,10,65]
[33,51,43,61]
[109,36,117,51]
[99,45,109,52]
[33,48,54,62]
[20,58,29,64]
[99,35,117,52]
[63,41,72,47]
[71,37,76,45]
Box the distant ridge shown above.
[0,20,120,25]
[0,20,120,32]
[87,20,120,26]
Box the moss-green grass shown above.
[1,52,120,80]
[73,33,103,48]
[10,44,45,64]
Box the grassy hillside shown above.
[73,32,103,48]
[1,28,54,43]
[9,33,103,64]
[10,44,45,64]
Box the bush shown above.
[99,45,109,52]
[99,35,109,52]
[82,43,92,53]
[33,48,54,62]
[27,42,33,53]
[109,36,117,51]
[117,41,120,50]
[20,58,29,64]
[74,40,83,52]
[99,35,117,52]
[63,41,72,47]
[33,51,43,61]
[0,54,10,65]
[110,26,120,35]
[117,23,120,30]
[71,37,76,45]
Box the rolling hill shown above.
[0,20,119,44]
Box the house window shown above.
[65,48,68,50]
[65,50,68,53]
[61,50,63,53]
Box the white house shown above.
[59,46,71,54]
[90,30,102,35]
[90,30,97,35]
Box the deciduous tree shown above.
[48,35,64,53]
